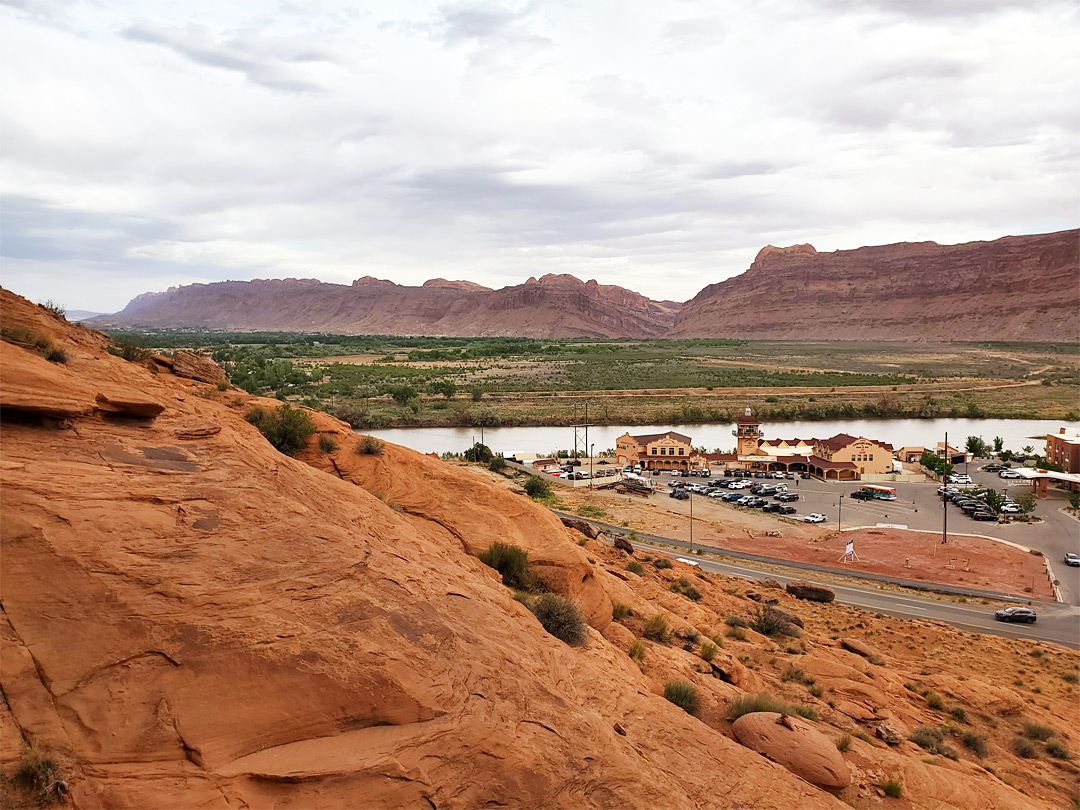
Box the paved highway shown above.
[557,511,1080,649]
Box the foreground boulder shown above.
[786,581,836,602]
[732,712,850,790]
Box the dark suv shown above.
[850,490,874,501]
[994,606,1036,623]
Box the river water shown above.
[370,418,1068,457]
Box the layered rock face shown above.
[0,289,835,809]
[671,230,1079,341]
[92,273,681,338]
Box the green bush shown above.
[524,476,551,499]
[808,683,824,697]
[670,578,702,601]
[780,666,807,683]
[488,453,507,472]
[110,339,151,363]
[924,691,944,709]
[700,641,719,662]
[626,560,645,575]
[725,615,750,628]
[245,406,270,425]
[726,626,747,641]
[652,557,672,570]
[835,734,852,752]
[611,601,630,621]
[529,593,586,645]
[478,541,540,591]
[962,732,988,757]
[879,779,903,799]
[664,680,700,715]
[948,706,967,723]
[643,614,670,642]
[576,503,607,519]
[629,638,647,662]
[1013,737,1037,758]
[250,403,316,455]
[318,434,338,453]
[1022,723,1054,741]
[356,435,385,455]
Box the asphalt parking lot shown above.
[659,466,1080,604]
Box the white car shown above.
[707,489,726,498]
[1000,503,1020,513]
[948,474,972,484]
[804,513,827,523]
[999,469,1022,479]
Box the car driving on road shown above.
[994,606,1037,623]
[1065,553,1080,567]
[804,513,827,523]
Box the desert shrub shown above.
[700,641,719,662]
[45,346,67,363]
[949,706,967,723]
[529,593,586,645]
[626,560,645,575]
[879,779,903,799]
[725,615,750,628]
[1062,672,1078,684]
[40,299,67,319]
[780,666,807,683]
[652,557,672,570]
[356,435,385,455]
[962,732,988,757]
[318,434,338,453]
[664,681,700,715]
[628,639,647,662]
[463,442,493,463]
[611,601,630,621]
[726,626,747,641]
[670,578,702,601]
[808,683,824,697]
[1045,739,1071,759]
[1013,737,1037,758]
[794,705,818,720]
[924,691,944,710]
[250,404,316,455]
[910,727,945,752]
[524,476,551,499]
[478,541,540,591]
[576,503,607,519]
[1022,723,1054,741]
[488,453,507,472]
[110,339,151,363]
[853,730,873,743]
[13,748,67,805]
[727,693,798,721]
[643,614,670,642]
[245,406,270,425]
[836,734,852,752]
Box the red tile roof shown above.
[628,431,693,445]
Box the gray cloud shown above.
[121,23,331,92]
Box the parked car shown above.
[785,472,797,479]
[994,606,1036,623]
[762,502,781,513]
[724,469,734,477]
[960,503,982,514]
[948,474,972,484]
[722,493,745,502]
[971,510,997,521]
[999,469,1022,478]
[776,492,799,502]
[753,471,765,478]
[771,471,785,479]
[800,472,811,479]
[651,469,662,476]
[707,489,726,498]
[778,505,797,515]
[804,513,827,523]
[669,489,689,500]
[565,471,590,480]
[1064,553,1080,567]
[983,464,1007,472]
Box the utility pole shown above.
[942,430,948,545]
[589,443,594,490]
[584,402,589,473]
[838,493,843,531]
[689,490,693,554]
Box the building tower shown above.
[733,407,763,457]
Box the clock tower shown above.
[733,407,763,457]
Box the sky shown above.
[1,0,1077,313]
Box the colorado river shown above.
[369,418,1067,457]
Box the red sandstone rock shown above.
[786,581,836,602]
[840,637,882,659]
[732,712,850,790]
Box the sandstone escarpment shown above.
[92,273,680,338]
[670,229,1079,341]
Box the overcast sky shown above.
[2,0,1077,313]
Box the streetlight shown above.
[589,443,594,490]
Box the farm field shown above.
[107,331,1080,428]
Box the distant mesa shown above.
[89,229,1078,341]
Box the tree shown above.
[488,453,507,472]
[524,476,551,499]
[1069,492,1080,510]
[388,385,417,406]
[993,436,1004,454]
[1014,492,1036,515]
[1022,445,1035,456]
[983,489,1006,513]
[464,442,493,463]
[429,380,457,399]
[470,386,484,402]
[966,436,987,458]
[999,449,1013,462]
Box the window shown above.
[869,454,874,461]
[678,448,684,455]
[651,448,657,455]
[660,448,666,455]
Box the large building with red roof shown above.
[615,430,708,472]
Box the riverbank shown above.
[320,378,1079,432]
